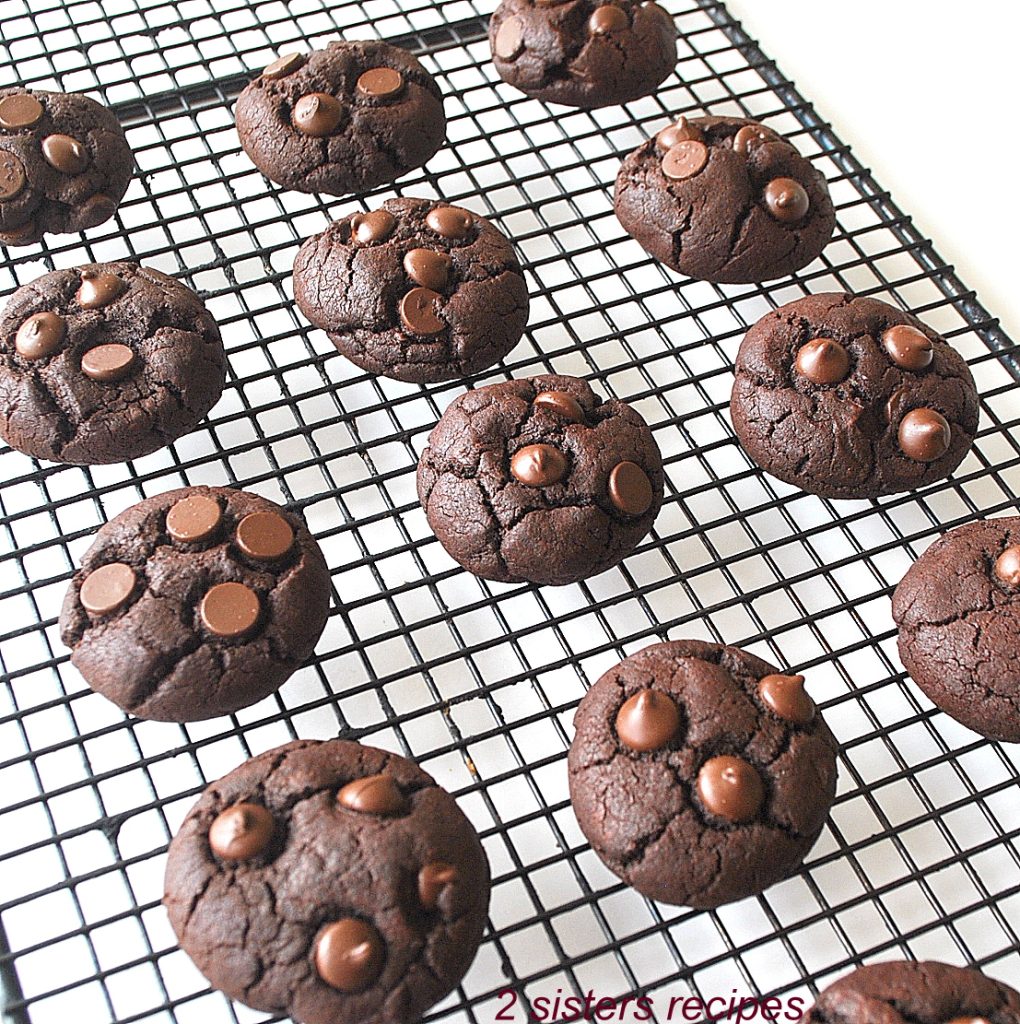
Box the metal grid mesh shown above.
[2,0,1019,1021]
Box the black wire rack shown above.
[2,0,1019,1022]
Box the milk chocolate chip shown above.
[615,689,681,751]
[510,444,568,487]
[696,755,765,823]
[314,918,385,992]
[208,803,275,860]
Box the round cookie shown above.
[615,115,835,283]
[0,262,226,465]
[892,517,1020,743]
[804,960,1020,1023]
[730,293,980,499]
[235,41,446,196]
[59,486,330,721]
[567,639,838,908]
[293,197,529,383]
[489,0,676,109]
[0,88,132,246]
[164,738,490,1024]
[416,374,663,586]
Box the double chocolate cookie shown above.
[489,0,676,109]
[0,88,132,246]
[893,517,1020,743]
[235,42,445,196]
[804,960,1020,1023]
[0,262,226,465]
[615,115,835,283]
[730,293,979,499]
[293,197,529,383]
[60,486,330,721]
[416,374,663,585]
[164,738,490,1024]
[568,640,838,907]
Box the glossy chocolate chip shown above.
[764,177,809,223]
[76,271,126,309]
[615,689,681,752]
[315,918,385,992]
[532,390,585,424]
[236,510,294,562]
[356,67,404,100]
[589,5,628,33]
[733,123,778,154]
[292,92,341,136]
[510,443,568,487]
[263,52,305,79]
[208,803,275,860]
[14,312,65,360]
[351,209,396,244]
[199,582,260,639]
[399,287,445,335]
[655,116,702,152]
[898,408,951,462]
[993,545,1020,588]
[80,343,136,382]
[41,134,89,175]
[494,15,525,60]
[608,461,653,517]
[794,337,850,385]
[166,494,222,544]
[696,755,765,823]
[758,673,815,725]
[418,862,458,912]
[0,152,26,201]
[403,248,451,290]
[80,562,136,616]
[425,205,473,239]
[0,94,43,130]
[662,140,708,181]
[881,323,933,371]
[338,774,407,816]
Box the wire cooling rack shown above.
[2,1,1020,1022]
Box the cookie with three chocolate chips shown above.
[730,293,979,499]
[60,486,330,721]
[235,41,446,196]
[568,640,838,908]
[0,88,132,246]
[615,115,835,283]
[489,0,677,109]
[293,196,529,382]
[416,374,664,586]
[164,738,490,1024]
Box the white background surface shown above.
[727,0,1020,341]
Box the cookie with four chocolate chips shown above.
[568,639,838,907]
[489,0,677,109]
[0,88,132,246]
[164,738,490,1024]
[235,41,446,196]
[293,197,529,382]
[730,293,980,499]
[615,115,835,283]
[59,486,331,721]
[416,374,664,585]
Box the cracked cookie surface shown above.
[892,517,1020,743]
[235,42,446,196]
[164,738,490,1024]
[614,115,835,283]
[804,960,1020,1023]
[0,88,132,246]
[489,0,676,109]
[567,639,838,908]
[0,262,226,464]
[293,197,529,383]
[60,486,330,721]
[730,293,979,499]
[416,374,663,585]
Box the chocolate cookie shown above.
[614,115,835,283]
[294,197,529,383]
[416,374,663,585]
[235,42,445,196]
[489,0,676,109]
[730,293,979,499]
[164,738,490,1024]
[804,960,1020,1023]
[568,640,838,908]
[0,262,226,465]
[0,88,132,246]
[59,486,330,721]
[892,517,1020,743]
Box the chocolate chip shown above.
[263,52,305,79]
[794,337,849,385]
[993,545,1020,589]
[78,193,117,228]
[589,5,628,33]
[80,562,136,616]
[80,343,136,382]
[315,918,385,992]
[403,248,451,290]
[642,1,673,23]
[337,774,408,816]
[14,312,65,360]
[733,123,778,155]
[608,461,653,516]
[898,407,951,462]
[661,140,708,181]
[532,390,586,424]
[0,94,43,130]
[399,287,445,336]
[418,862,458,912]
[236,510,294,562]
[757,673,815,725]
[655,116,702,152]
[351,209,396,244]
[199,582,261,639]
[881,323,933,371]
[41,134,89,175]
[356,67,404,100]
[764,177,809,223]
[76,270,126,309]
[510,443,568,487]
[208,803,275,860]
[0,220,35,244]
[696,755,764,823]
[615,689,681,751]
[292,92,341,136]
[425,205,473,240]
[494,15,525,60]
[166,494,222,544]
[0,152,26,201]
